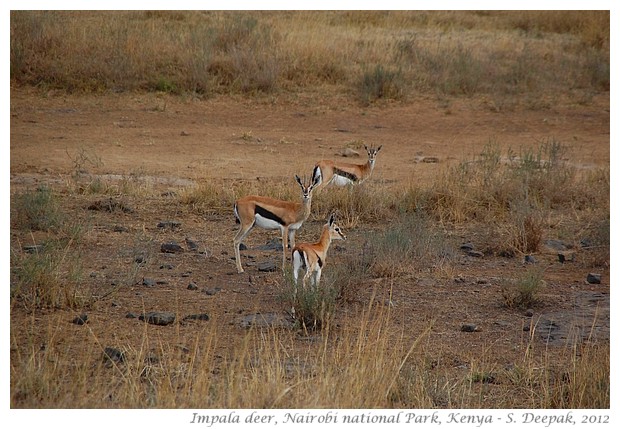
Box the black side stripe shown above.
[255,205,285,226]
[333,167,359,183]
[317,256,323,268]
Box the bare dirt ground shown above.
[9,87,610,407]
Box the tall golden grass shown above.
[10,11,609,103]
[10,301,609,408]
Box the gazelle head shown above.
[327,212,347,241]
[364,144,383,169]
[295,174,320,202]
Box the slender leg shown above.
[233,223,253,273]
[281,227,289,271]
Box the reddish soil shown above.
[9,87,610,407]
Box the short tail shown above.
[233,203,240,224]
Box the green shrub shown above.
[500,267,546,309]
[12,187,64,232]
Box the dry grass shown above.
[10,300,609,408]
[10,11,609,105]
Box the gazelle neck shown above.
[297,194,312,220]
[318,225,332,252]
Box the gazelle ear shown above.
[295,174,303,187]
[328,212,335,225]
[376,145,383,152]
[312,173,321,187]
[364,144,369,151]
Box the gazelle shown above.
[233,174,320,274]
[312,144,382,191]
[291,213,346,294]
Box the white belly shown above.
[331,174,355,186]
[254,214,284,230]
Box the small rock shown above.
[103,347,125,364]
[257,261,278,272]
[142,278,156,287]
[139,312,176,326]
[112,225,129,233]
[23,245,45,254]
[256,238,283,251]
[239,243,248,251]
[525,308,534,317]
[524,255,536,264]
[586,273,601,284]
[187,282,198,291]
[157,220,181,230]
[126,312,140,319]
[185,237,199,251]
[460,243,474,251]
[180,130,190,136]
[160,264,174,270]
[460,324,479,332]
[183,313,210,322]
[467,250,485,258]
[71,314,88,325]
[204,287,221,296]
[161,242,184,253]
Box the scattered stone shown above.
[160,264,174,270]
[181,272,192,277]
[257,260,278,272]
[239,243,248,251]
[185,237,199,251]
[586,273,601,284]
[180,130,190,136]
[156,280,168,285]
[139,312,176,326]
[157,220,181,230]
[112,225,129,233]
[414,155,440,163]
[134,255,147,264]
[142,278,156,287]
[460,243,474,251]
[71,314,88,325]
[467,250,485,258]
[524,255,537,264]
[460,324,479,332]
[103,347,125,365]
[183,313,210,322]
[204,287,221,296]
[256,238,283,251]
[126,312,140,319]
[23,244,45,254]
[187,282,198,291]
[88,198,133,213]
[161,242,184,253]
[525,309,534,317]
